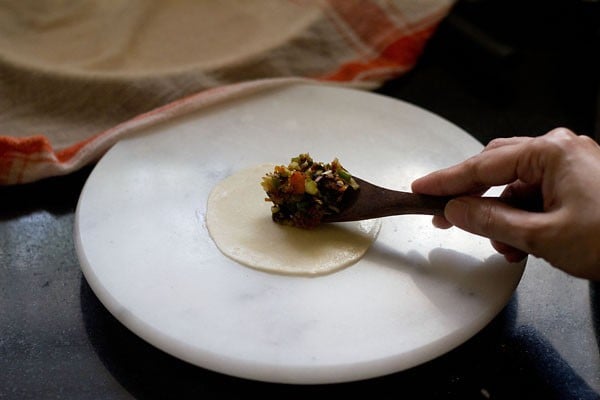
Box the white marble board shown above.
[74,83,525,384]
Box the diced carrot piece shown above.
[290,171,305,194]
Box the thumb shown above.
[444,196,545,255]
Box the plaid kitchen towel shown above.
[0,0,454,184]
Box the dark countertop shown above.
[2,1,599,399]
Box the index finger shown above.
[411,142,524,196]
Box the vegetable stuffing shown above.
[261,153,359,229]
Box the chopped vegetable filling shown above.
[261,153,359,229]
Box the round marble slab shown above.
[74,83,525,384]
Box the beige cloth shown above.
[0,0,454,184]
[0,1,324,146]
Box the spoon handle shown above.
[390,192,451,216]
[323,177,454,223]
[371,190,451,218]
[326,176,544,223]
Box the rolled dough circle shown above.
[206,164,382,276]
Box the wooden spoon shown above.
[323,176,451,223]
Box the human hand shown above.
[411,128,600,280]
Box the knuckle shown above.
[462,156,484,184]
[475,200,496,236]
[529,129,576,164]
[485,138,506,150]
[546,127,576,140]
[541,128,596,155]
[578,134,598,147]
[465,155,493,191]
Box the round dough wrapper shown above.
[206,164,381,276]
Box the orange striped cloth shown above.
[0,0,454,185]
